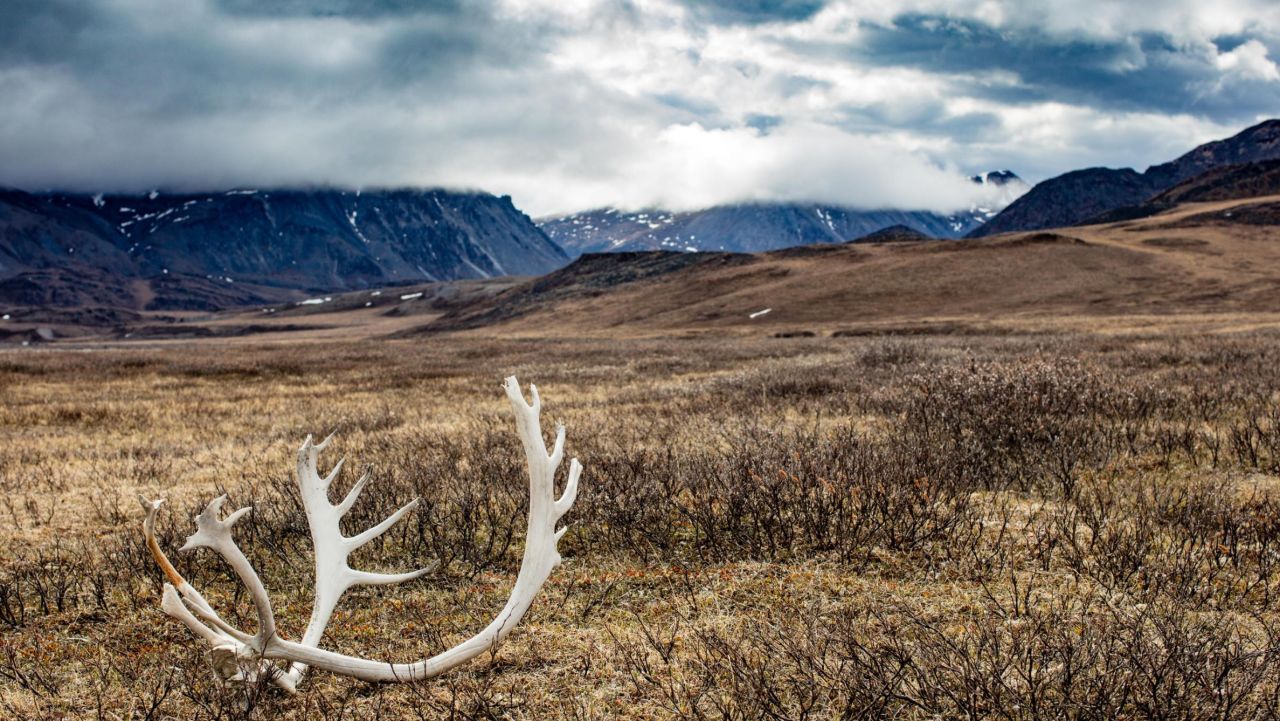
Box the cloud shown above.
[817,13,1279,120]
[470,121,1005,214]
[1215,39,1280,81]
[0,0,1275,216]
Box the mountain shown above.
[539,171,1026,256]
[971,119,1280,237]
[1144,119,1280,189]
[0,187,567,310]
[967,168,1154,235]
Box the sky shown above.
[1,0,1278,216]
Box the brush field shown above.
[3,331,1280,719]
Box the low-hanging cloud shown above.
[487,122,1010,214]
[0,0,1275,216]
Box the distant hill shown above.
[0,187,567,310]
[421,251,749,332]
[403,194,1280,337]
[851,224,933,243]
[971,119,1280,237]
[540,172,1026,256]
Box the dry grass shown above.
[3,331,1280,719]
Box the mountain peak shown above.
[971,170,1022,186]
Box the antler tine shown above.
[554,458,582,521]
[347,498,420,550]
[139,495,249,644]
[138,496,184,587]
[279,433,429,687]
[159,583,224,646]
[321,458,345,488]
[335,472,368,516]
[348,566,436,586]
[180,495,278,650]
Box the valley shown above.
[8,191,1278,347]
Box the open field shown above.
[3,326,1280,719]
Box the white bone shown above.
[140,376,581,689]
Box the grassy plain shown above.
[3,329,1280,719]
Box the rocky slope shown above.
[1149,158,1280,205]
[971,119,1280,237]
[0,187,566,310]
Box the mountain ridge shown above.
[971,119,1280,237]
[539,171,1025,256]
[0,186,567,309]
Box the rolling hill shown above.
[407,194,1280,337]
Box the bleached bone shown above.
[141,376,581,689]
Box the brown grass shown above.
[3,331,1280,719]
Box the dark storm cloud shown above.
[0,0,111,64]
[846,14,1279,122]
[0,0,531,121]
[684,0,826,25]
[0,0,563,194]
[214,0,466,18]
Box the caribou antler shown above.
[140,376,582,689]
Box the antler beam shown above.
[140,376,581,689]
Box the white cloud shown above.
[1215,39,1280,81]
[469,122,1001,215]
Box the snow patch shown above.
[748,308,772,319]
